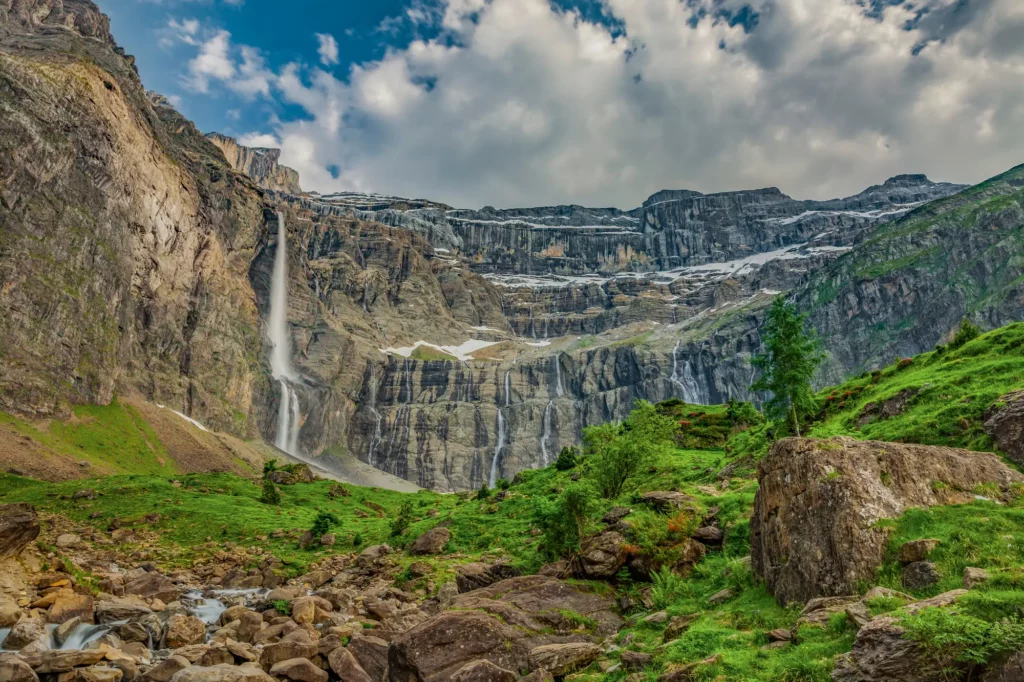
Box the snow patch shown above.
[380,339,500,361]
[157,405,209,432]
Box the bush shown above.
[352,533,363,548]
[901,607,1024,667]
[273,600,290,615]
[262,459,278,478]
[535,481,598,559]
[310,511,339,538]
[554,446,579,471]
[496,478,511,491]
[475,484,490,501]
[950,318,981,350]
[650,566,688,608]
[259,479,281,505]
[585,401,677,499]
[390,501,414,538]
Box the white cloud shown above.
[178,0,1024,208]
[239,132,281,148]
[315,33,339,66]
[179,27,273,100]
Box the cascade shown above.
[489,409,507,488]
[540,401,554,466]
[367,371,384,466]
[268,212,303,456]
[504,370,512,406]
[554,355,564,397]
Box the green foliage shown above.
[273,599,290,615]
[901,607,1024,667]
[310,511,339,538]
[352,533,363,548]
[949,318,981,351]
[584,401,678,498]
[390,501,414,538]
[496,478,511,491]
[474,484,490,500]
[751,297,826,436]
[554,446,579,471]
[534,481,598,559]
[263,459,278,477]
[651,566,688,608]
[656,400,763,450]
[259,479,281,505]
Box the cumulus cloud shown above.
[179,0,1024,208]
[178,27,272,99]
[316,33,339,66]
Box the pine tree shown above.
[751,296,826,436]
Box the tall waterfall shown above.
[504,370,512,406]
[540,402,554,466]
[268,212,302,456]
[670,340,705,405]
[489,409,507,488]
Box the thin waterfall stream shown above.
[268,211,303,456]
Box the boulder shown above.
[259,637,318,669]
[0,504,40,558]
[0,596,22,627]
[897,540,940,565]
[124,572,180,603]
[902,562,940,590]
[327,648,373,682]
[388,611,530,681]
[692,527,724,545]
[269,659,328,682]
[984,391,1024,465]
[620,651,654,671]
[449,660,518,682]
[347,633,389,682]
[528,643,601,676]
[3,618,46,650]
[577,531,627,579]
[0,656,39,682]
[982,652,1024,682]
[54,617,83,647]
[751,437,1023,604]
[409,527,451,556]
[48,592,95,624]
[55,667,123,682]
[55,533,83,549]
[964,567,990,589]
[454,563,520,594]
[95,597,152,623]
[519,672,554,682]
[663,614,699,642]
[168,665,275,682]
[832,616,961,681]
[638,491,700,513]
[18,650,107,673]
[163,615,207,649]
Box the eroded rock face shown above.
[750,437,1024,604]
[984,391,1024,466]
[207,134,301,195]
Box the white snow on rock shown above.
[380,339,500,361]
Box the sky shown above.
[98,0,1024,209]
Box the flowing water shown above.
[489,409,507,488]
[540,401,554,466]
[269,212,302,455]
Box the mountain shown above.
[0,0,1006,493]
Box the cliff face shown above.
[208,133,303,195]
[0,0,268,433]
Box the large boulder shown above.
[454,563,520,594]
[163,614,207,649]
[124,572,180,603]
[0,656,38,682]
[346,633,389,682]
[409,527,451,556]
[95,597,152,623]
[48,592,95,624]
[984,391,1024,465]
[169,665,275,682]
[327,647,373,682]
[17,650,107,673]
[832,616,961,681]
[528,643,601,676]
[577,531,627,579]
[751,437,1023,604]
[269,658,328,682]
[0,504,40,558]
[388,610,530,681]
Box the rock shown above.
[3,619,46,650]
[409,527,451,555]
[750,437,1023,604]
[259,637,318,669]
[638,491,700,513]
[95,597,152,623]
[54,617,83,647]
[845,602,873,628]
[199,649,234,666]
[164,615,207,649]
[289,598,317,626]
[984,391,1024,466]
[902,562,940,590]
[328,648,373,682]
[388,611,529,681]
[269,659,328,682]
[406,562,432,579]
[897,539,940,565]
[357,545,393,563]
[124,572,180,603]
[56,667,124,682]
[832,616,960,682]
[56,533,83,549]
[237,611,264,643]
[603,507,632,525]
[18,650,107,673]
[982,651,1024,682]
[347,633,389,682]
[862,586,914,602]
[0,596,22,627]
[664,614,699,642]
[449,660,518,682]
[74,489,97,500]
[528,642,601,676]
[657,656,722,682]
[49,592,95,624]
[963,567,990,589]
[519,672,554,682]
[903,590,968,615]
[796,596,860,626]
[320,534,335,547]
[692,527,724,545]
[168,665,275,682]
[454,562,521,593]
[0,656,40,682]
[620,651,653,671]
[767,629,792,642]
[0,504,40,558]
[577,531,628,579]
[707,588,734,605]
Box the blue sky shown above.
[95,0,1024,209]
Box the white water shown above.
[504,371,512,406]
[489,409,507,488]
[367,373,384,467]
[269,212,302,456]
[540,401,554,466]
[670,340,705,404]
[554,356,564,397]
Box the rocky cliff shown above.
[208,133,302,195]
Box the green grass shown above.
[1,399,178,475]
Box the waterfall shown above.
[504,370,512,406]
[268,211,302,456]
[367,372,384,466]
[554,356,564,397]
[540,401,554,466]
[670,340,705,404]
[489,409,507,488]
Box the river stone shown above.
[0,656,39,682]
[328,647,373,682]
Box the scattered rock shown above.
[0,596,23,627]
[57,667,124,682]
[327,647,373,682]
[454,562,521,593]
[320,534,335,547]
[3,619,46,650]
[984,391,1024,466]
[55,533,83,549]
[897,539,940,565]
[18,650,107,673]
[167,665,275,682]
[346,633,389,682]
[528,643,601,677]
[48,592,95,624]
[259,637,318,669]
[0,504,40,558]
[767,629,792,642]
[845,602,873,628]
[963,567,990,589]
[751,437,1022,604]
[602,507,632,525]
[95,597,152,623]
[902,562,940,590]
[620,651,653,671]
[124,572,180,603]
[409,527,451,556]
[269,658,328,682]
[692,527,724,545]
[664,614,699,642]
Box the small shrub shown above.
[534,481,598,559]
[496,478,511,491]
[475,484,490,501]
[554,446,579,471]
[650,566,688,608]
[352,533,364,548]
[897,358,914,370]
[901,607,1024,667]
[273,599,290,615]
[262,459,278,477]
[585,401,677,499]
[259,479,281,505]
[327,483,350,499]
[950,319,981,350]
[390,501,414,538]
[310,511,339,538]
